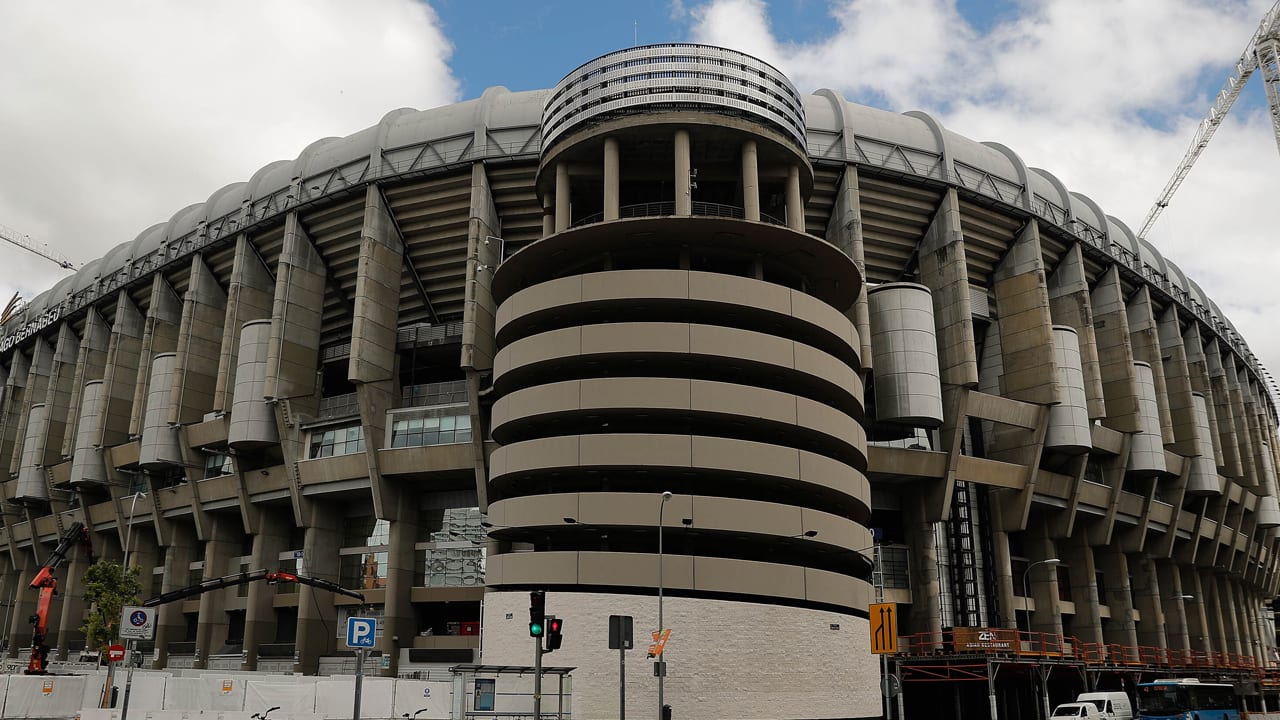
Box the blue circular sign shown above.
[130,610,148,626]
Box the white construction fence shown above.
[0,668,570,720]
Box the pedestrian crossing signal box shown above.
[870,602,897,654]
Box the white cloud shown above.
[687,0,1280,393]
[0,0,459,306]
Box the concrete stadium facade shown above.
[0,44,1276,719]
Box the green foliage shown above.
[80,559,142,651]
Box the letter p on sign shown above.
[346,617,377,648]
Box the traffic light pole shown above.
[533,630,543,720]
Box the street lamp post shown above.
[657,491,672,720]
[1021,558,1060,720]
[118,491,146,720]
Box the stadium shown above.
[0,44,1277,720]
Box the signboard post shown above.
[346,616,377,720]
[609,615,634,720]
[118,606,156,720]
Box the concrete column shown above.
[1129,554,1163,648]
[0,352,29,474]
[128,275,182,437]
[171,256,226,425]
[381,507,418,677]
[542,192,558,237]
[786,165,803,232]
[61,308,110,457]
[993,221,1058,405]
[988,504,1017,629]
[674,129,692,217]
[1158,308,1199,456]
[1218,575,1243,655]
[741,140,760,222]
[10,339,53,482]
[193,515,240,667]
[463,165,501,373]
[1183,568,1211,651]
[904,499,943,646]
[53,544,91,658]
[296,502,341,675]
[1228,366,1259,487]
[154,522,197,669]
[98,293,145,449]
[1063,536,1103,644]
[213,236,275,415]
[1090,267,1141,433]
[1127,287,1174,439]
[1184,325,1225,464]
[5,553,36,658]
[1026,531,1063,638]
[352,184,404,519]
[41,325,80,469]
[1047,245,1106,419]
[1096,550,1137,647]
[555,163,571,232]
[603,137,620,221]
[242,509,290,670]
[266,213,326,523]
[824,167,872,365]
[918,190,978,388]
[1207,341,1243,477]
[1157,561,1190,651]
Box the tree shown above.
[80,559,142,652]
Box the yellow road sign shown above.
[870,602,897,654]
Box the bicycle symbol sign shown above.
[119,606,155,640]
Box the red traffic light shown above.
[547,616,565,651]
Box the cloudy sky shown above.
[1,0,1276,393]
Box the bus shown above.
[1136,679,1239,720]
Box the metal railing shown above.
[571,201,785,228]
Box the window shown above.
[204,453,233,479]
[309,424,365,458]
[390,414,471,448]
[343,517,390,548]
[340,552,388,590]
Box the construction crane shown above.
[26,521,94,675]
[0,224,76,271]
[1137,0,1280,241]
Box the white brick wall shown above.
[481,590,881,720]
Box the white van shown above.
[1077,691,1134,720]
[1053,703,1103,720]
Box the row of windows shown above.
[390,413,472,448]
[309,425,365,458]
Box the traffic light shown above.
[529,590,546,637]
[546,616,564,651]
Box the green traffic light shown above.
[530,622,544,637]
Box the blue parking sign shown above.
[346,617,377,648]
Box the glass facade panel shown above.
[340,551,388,590]
[390,413,472,448]
[309,423,365,458]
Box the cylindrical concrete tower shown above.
[70,380,108,487]
[138,352,181,468]
[1045,326,1091,453]
[867,282,943,428]
[1186,393,1223,495]
[484,44,874,720]
[228,319,279,448]
[1128,361,1167,476]
[14,403,50,502]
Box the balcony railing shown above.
[572,201,785,228]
